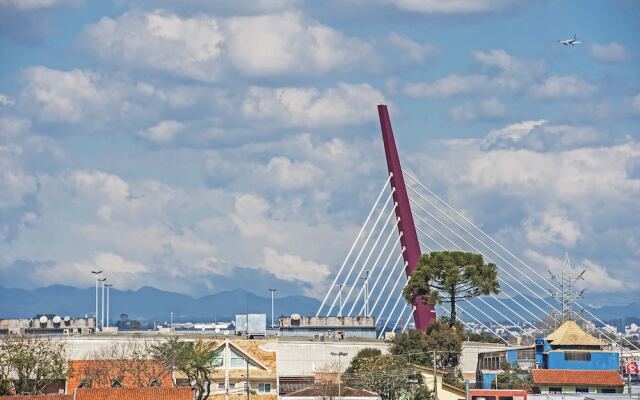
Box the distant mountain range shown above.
[0,285,320,323]
[0,285,637,324]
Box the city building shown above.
[0,316,96,335]
[278,315,377,339]
[475,320,623,394]
[468,389,528,400]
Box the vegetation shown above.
[403,251,500,325]
[496,364,533,390]
[345,348,382,375]
[464,331,504,344]
[151,337,220,400]
[0,336,67,395]
[348,354,432,400]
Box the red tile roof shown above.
[74,387,193,400]
[531,369,624,386]
[67,360,172,389]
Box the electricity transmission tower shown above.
[548,253,586,325]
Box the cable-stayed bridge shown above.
[315,105,638,352]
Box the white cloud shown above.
[266,156,326,190]
[525,250,627,293]
[524,211,582,247]
[588,42,627,62]
[405,49,543,98]
[405,74,488,98]
[138,120,184,143]
[448,97,507,121]
[85,11,225,82]
[225,12,375,76]
[483,120,603,151]
[83,11,374,81]
[0,170,37,209]
[0,116,30,137]
[386,32,437,64]
[388,0,521,14]
[262,246,331,285]
[22,67,123,123]
[0,94,15,106]
[0,0,76,10]
[529,75,597,99]
[242,82,387,128]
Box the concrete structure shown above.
[278,315,377,339]
[460,341,507,383]
[0,316,95,335]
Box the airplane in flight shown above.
[559,34,582,46]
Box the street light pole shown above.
[99,278,107,331]
[268,289,277,328]
[330,352,347,400]
[105,284,112,328]
[362,270,370,317]
[335,284,348,316]
[91,270,102,331]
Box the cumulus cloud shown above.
[529,75,597,99]
[0,0,77,10]
[0,94,15,106]
[242,82,387,128]
[448,97,507,121]
[524,211,582,247]
[138,120,184,143]
[262,246,331,285]
[405,49,543,98]
[588,42,627,62]
[83,11,374,81]
[386,32,437,64]
[483,120,603,151]
[525,250,627,293]
[388,0,521,14]
[22,66,123,123]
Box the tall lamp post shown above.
[268,288,277,328]
[335,284,348,317]
[91,270,102,331]
[330,352,347,400]
[98,277,107,331]
[105,284,113,328]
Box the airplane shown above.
[559,34,582,46]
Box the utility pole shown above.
[433,349,438,400]
[335,284,348,317]
[98,277,107,331]
[246,300,250,400]
[268,288,277,328]
[331,352,347,400]
[362,270,370,317]
[91,270,102,331]
[105,284,113,328]
[170,312,174,329]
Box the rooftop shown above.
[531,369,624,386]
[545,320,604,347]
[73,387,193,400]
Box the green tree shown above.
[151,338,220,400]
[496,363,532,390]
[0,336,67,395]
[349,354,432,400]
[403,251,500,325]
[345,348,382,374]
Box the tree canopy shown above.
[403,251,500,325]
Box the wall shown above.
[546,351,619,370]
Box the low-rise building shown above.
[530,369,623,394]
[278,315,377,339]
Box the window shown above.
[259,383,272,393]
[111,377,123,388]
[576,387,588,393]
[229,383,236,389]
[149,378,161,387]
[549,387,562,394]
[601,388,616,394]
[230,348,247,368]
[564,352,591,361]
[211,349,224,368]
[218,383,225,389]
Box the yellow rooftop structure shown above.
[545,320,604,347]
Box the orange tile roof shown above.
[73,387,193,400]
[67,359,172,389]
[531,369,624,386]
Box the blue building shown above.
[476,320,623,394]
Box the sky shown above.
[0,0,639,307]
